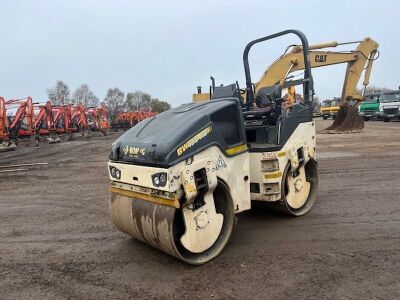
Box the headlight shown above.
[109,166,121,179]
[152,172,167,187]
[159,173,167,185]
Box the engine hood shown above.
[109,98,246,167]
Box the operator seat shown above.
[243,84,282,123]
[244,85,283,147]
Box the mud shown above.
[1,120,399,299]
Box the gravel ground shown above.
[0,119,399,299]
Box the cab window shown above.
[381,93,400,103]
[363,95,379,103]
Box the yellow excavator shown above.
[194,37,379,132]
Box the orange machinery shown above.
[85,104,110,133]
[114,110,157,129]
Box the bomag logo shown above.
[122,145,146,157]
[315,54,327,63]
[177,126,212,156]
[122,145,129,156]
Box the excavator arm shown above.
[256,37,379,132]
[33,101,54,134]
[255,38,379,104]
[71,104,89,131]
[7,97,35,135]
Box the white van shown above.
[379,90,400,122]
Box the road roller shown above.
[108,29,318,264]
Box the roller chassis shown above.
[109,121,316,207]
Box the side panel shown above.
[249,121,316,202]
[182,146,251,213]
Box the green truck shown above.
[359,93,381,121]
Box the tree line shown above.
[47,81,392,120]
[47,80,172,120]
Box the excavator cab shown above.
[108,29,318,265]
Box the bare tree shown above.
[150,98,171,113]
[47,80,70,105]
[105,88,125,120]
[312,96,320,113]
[125,91,152,111]
[73,84,99,107]
[357,85,392,95]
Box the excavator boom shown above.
[256,38,379,102]
[255,37,379,132]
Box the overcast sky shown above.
[1,0,399,106]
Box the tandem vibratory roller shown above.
[108,29,318,264]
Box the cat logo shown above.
[216,155,227,170]
[315,54,327,63]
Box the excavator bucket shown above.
[325,103,364,132]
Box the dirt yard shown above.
[1,119,399,299]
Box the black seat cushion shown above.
[255,85,282,107]
[242,108,272,120]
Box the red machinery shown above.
[0,97,35,150]
[114,110,157,129]
[52,105,68,134]
[0,97,9,141]
[34,101,55,135]
[5,97,35,139]
[1,96,112,150]
[85,104,110,134]
[0,97,13,150]
[71,104,89,133]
